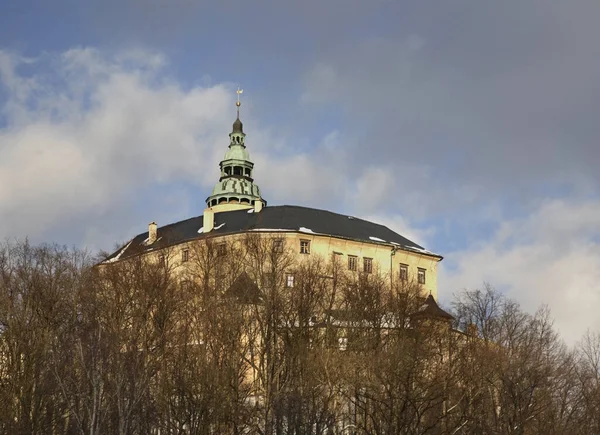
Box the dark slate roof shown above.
[411,295,455,321]
[103,205,442,263]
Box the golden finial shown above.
[236,87,243,108]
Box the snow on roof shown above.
[406,246,433,254]
[369,236,387,242]
[249,228,289,232]
[103,240,133,263]
[198,223,225,233]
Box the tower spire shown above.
[232,87,244,135]
[236,87,243,119]
[204,87,266,212]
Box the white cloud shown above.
[440,198,600,344]
[0,48,236,242]
[0,48,393,249]
[251,129,348,206]
[349,166,395,211]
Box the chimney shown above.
[254,200,263,213]
[148,222,158,244]
[203,208,214,233]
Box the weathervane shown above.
[236,87,243,117]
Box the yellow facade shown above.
[152,227,440,299]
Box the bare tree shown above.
[2,239,600,435]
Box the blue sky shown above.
[1,0,600,343]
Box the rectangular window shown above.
[348,255,357,271]
[363,257,373,274]
[158,254,165,267]
[338,337,348,351]
[300,240,311,254]
[272,239,284,253]
[217,243,227,257]
[399,264,408,281]
[286,274,295,288]
[182,249,189,263]
[418,268,426,284]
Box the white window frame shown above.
[348,255,357,271]
[300,240,311,254]
[286,274,295,288]
[399,264,408,281]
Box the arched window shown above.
[224,167,231,175]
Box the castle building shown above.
[104,91,444,301]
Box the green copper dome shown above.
[223,144,250,161]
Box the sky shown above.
[1,0,600,344]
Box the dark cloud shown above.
[300,1,600,218]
